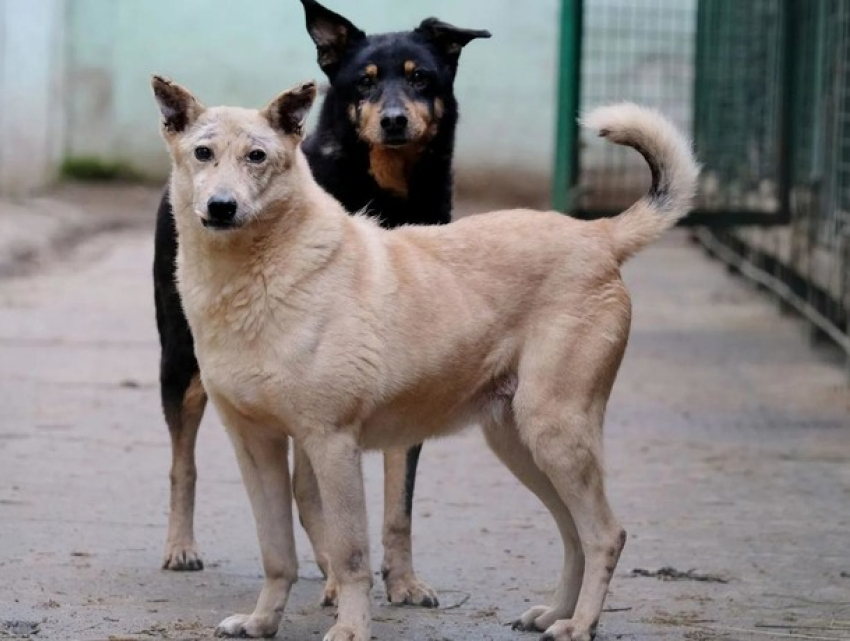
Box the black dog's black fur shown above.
[153,0,489,576]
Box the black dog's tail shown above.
[581,103,700,263]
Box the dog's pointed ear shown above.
[263,80,317,137]
[299,0,365,78]
[415,18,491,63]
[151,75,204,135]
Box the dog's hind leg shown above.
[481,416,584,632]
[154,192,207,572]
[301,429,372,641]
[529,427,624,641]
[215,423,297,638]
[380,445,438,607]
[514,323,628,641]
[160,367,206,571]
[292,441,339,606]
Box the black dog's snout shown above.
[207,196,238,222]
[380,109,408,134]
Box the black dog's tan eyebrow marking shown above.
[364,64,378,78]
[433,98,444,120]
[404,60,416,75]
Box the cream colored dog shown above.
[152,75,698,641]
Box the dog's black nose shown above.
[380,109,408,135]
[207,196,238,222]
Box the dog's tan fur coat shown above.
[153,76,698,641]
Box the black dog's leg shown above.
[380,443,438,607]
[403,444,423,517]
[154,189,207,571]
[378,187,451,607]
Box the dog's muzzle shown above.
[203,195,240,230]
[379,107,410,146]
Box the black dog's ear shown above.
[299,0,366,78]
[416,18,491,62]
[151,75,205,134]
[262,80,318,137]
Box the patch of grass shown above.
[60,156,144,182]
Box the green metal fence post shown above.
[551,0,583,213]
[693,0,707,165]
[777,0,795,224]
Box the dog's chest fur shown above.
[175,250,300,418]
[173,226,381,432]
[367,145,423,198]
[179,266,267,343]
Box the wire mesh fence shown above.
[693,0,786,217]
[570,0,697,212]
[695,0,850,359]
[553,0,849,363]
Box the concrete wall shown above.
[64,0,560,202]
[0,0,66,197]
[0,0,701,203]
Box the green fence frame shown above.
[551,0,582,213]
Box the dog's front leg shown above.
[214,423,297,639]
[380,445,438,607]
[302,429,372,641]
[292,441,340,606]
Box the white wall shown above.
[63,0,560,200]
[0,0,66,197]
[0,0,700,203]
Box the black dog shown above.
[153,0,489,607]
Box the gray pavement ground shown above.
[0,184,159,278]
[1,187,849,641]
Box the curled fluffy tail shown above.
[581,103,700,263]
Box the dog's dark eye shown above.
[194,146,213,162]
[356,75,375,93]
[247,149,267,163]
[409,69,429,88]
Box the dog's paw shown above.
[384,572,438,608]
[512,605,551,631]
[320,576,338,607]
[162,542,203,571]
[322,623,368,641]
[538,619,595,641]
[214,614,278,638]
